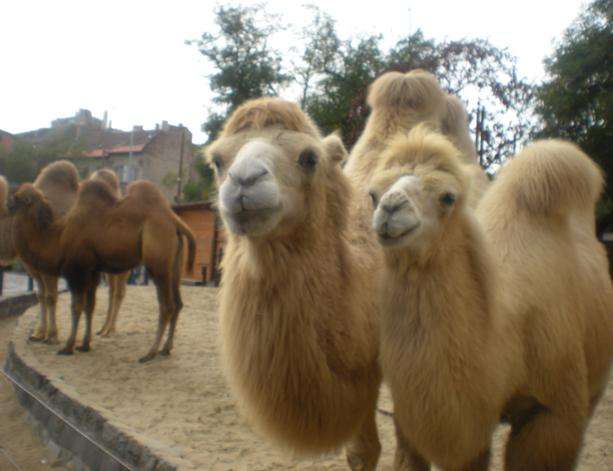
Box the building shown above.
[173,202,223,285]
[0,129,13,153]
[16,109,195,201]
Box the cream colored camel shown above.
[345,69,489,207]
[208,97,382,469]
[368,125,613,470]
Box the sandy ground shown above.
[7,286,613,470]
[0,317,70,471]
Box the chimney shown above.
[161,120,169,131]
[103,111,108,129]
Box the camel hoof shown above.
[160,348,171,356]
[29,334,45,342]
[44,337,60,345]
[76,345,91,352]
[57,348,74,356]
[138,352,157,363]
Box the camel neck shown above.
[383,213,493,328]
[14,215,64,276]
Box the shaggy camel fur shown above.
[368,125,613,470]
[88,168,130,337]
[208,97,382,469]
[345,69,489,207]
[11,179,196,362]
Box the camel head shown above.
[368,125,468,253]
[207,98,347,239]
[9,183,55,231]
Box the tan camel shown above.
[89,168,130,337]
[345,69,489,207]
[11,179,196,362]
[368,125,613,470]
[208,97,382,469]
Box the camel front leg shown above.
[29,274,48,342]
[77,279,98,352]
[345,398,382,471]
[58,290,85,356]
[41,274,59,344]
[392,418,429,471]
[505,405,586,471]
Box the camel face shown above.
[371,175,425,247]
[10,184,54,229]
[212,129,328,239]
[369,127,467,252]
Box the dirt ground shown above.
[6,286,613,470]
[0,317,70,471]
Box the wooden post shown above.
[209,211,220,286]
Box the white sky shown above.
[0,0,586,144]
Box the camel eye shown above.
[369,191,378,208]
[211,154,223,172]
[298,148,318,172]
[440,192,456,206]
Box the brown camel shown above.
[11,179,196,362]
[3,162,129,342]
[208,97,382,469]
[369,125,613,470]
[89,168,130,337]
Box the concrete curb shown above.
[0,292,38,320]
[3,343,178,471]
[2,306,179,471]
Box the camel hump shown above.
[126,180,169,207]
[499,139,604,218]
[34,160,79,215]
[442,94,479,164]
[77,180,119,208]
[367,69,446,113]
[90,168,121,197]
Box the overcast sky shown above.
[1,0,586,144]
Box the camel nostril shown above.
[232,169,269,188]
[382,200,407,214]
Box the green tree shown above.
[187,4,291,142]
[297,8,534,166]
[535,0,613,230]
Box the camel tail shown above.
[499,139,604,218]
[174,215,196,272]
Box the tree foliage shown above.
[187,4,290,142]
[535,0,613,227]
[0,132,86,185]
[190,4,535,170]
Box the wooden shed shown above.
[173,202,223,285]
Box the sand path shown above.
[9,286,612,470]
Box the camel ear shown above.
[323,133,348,164]
[36,203,54,230]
